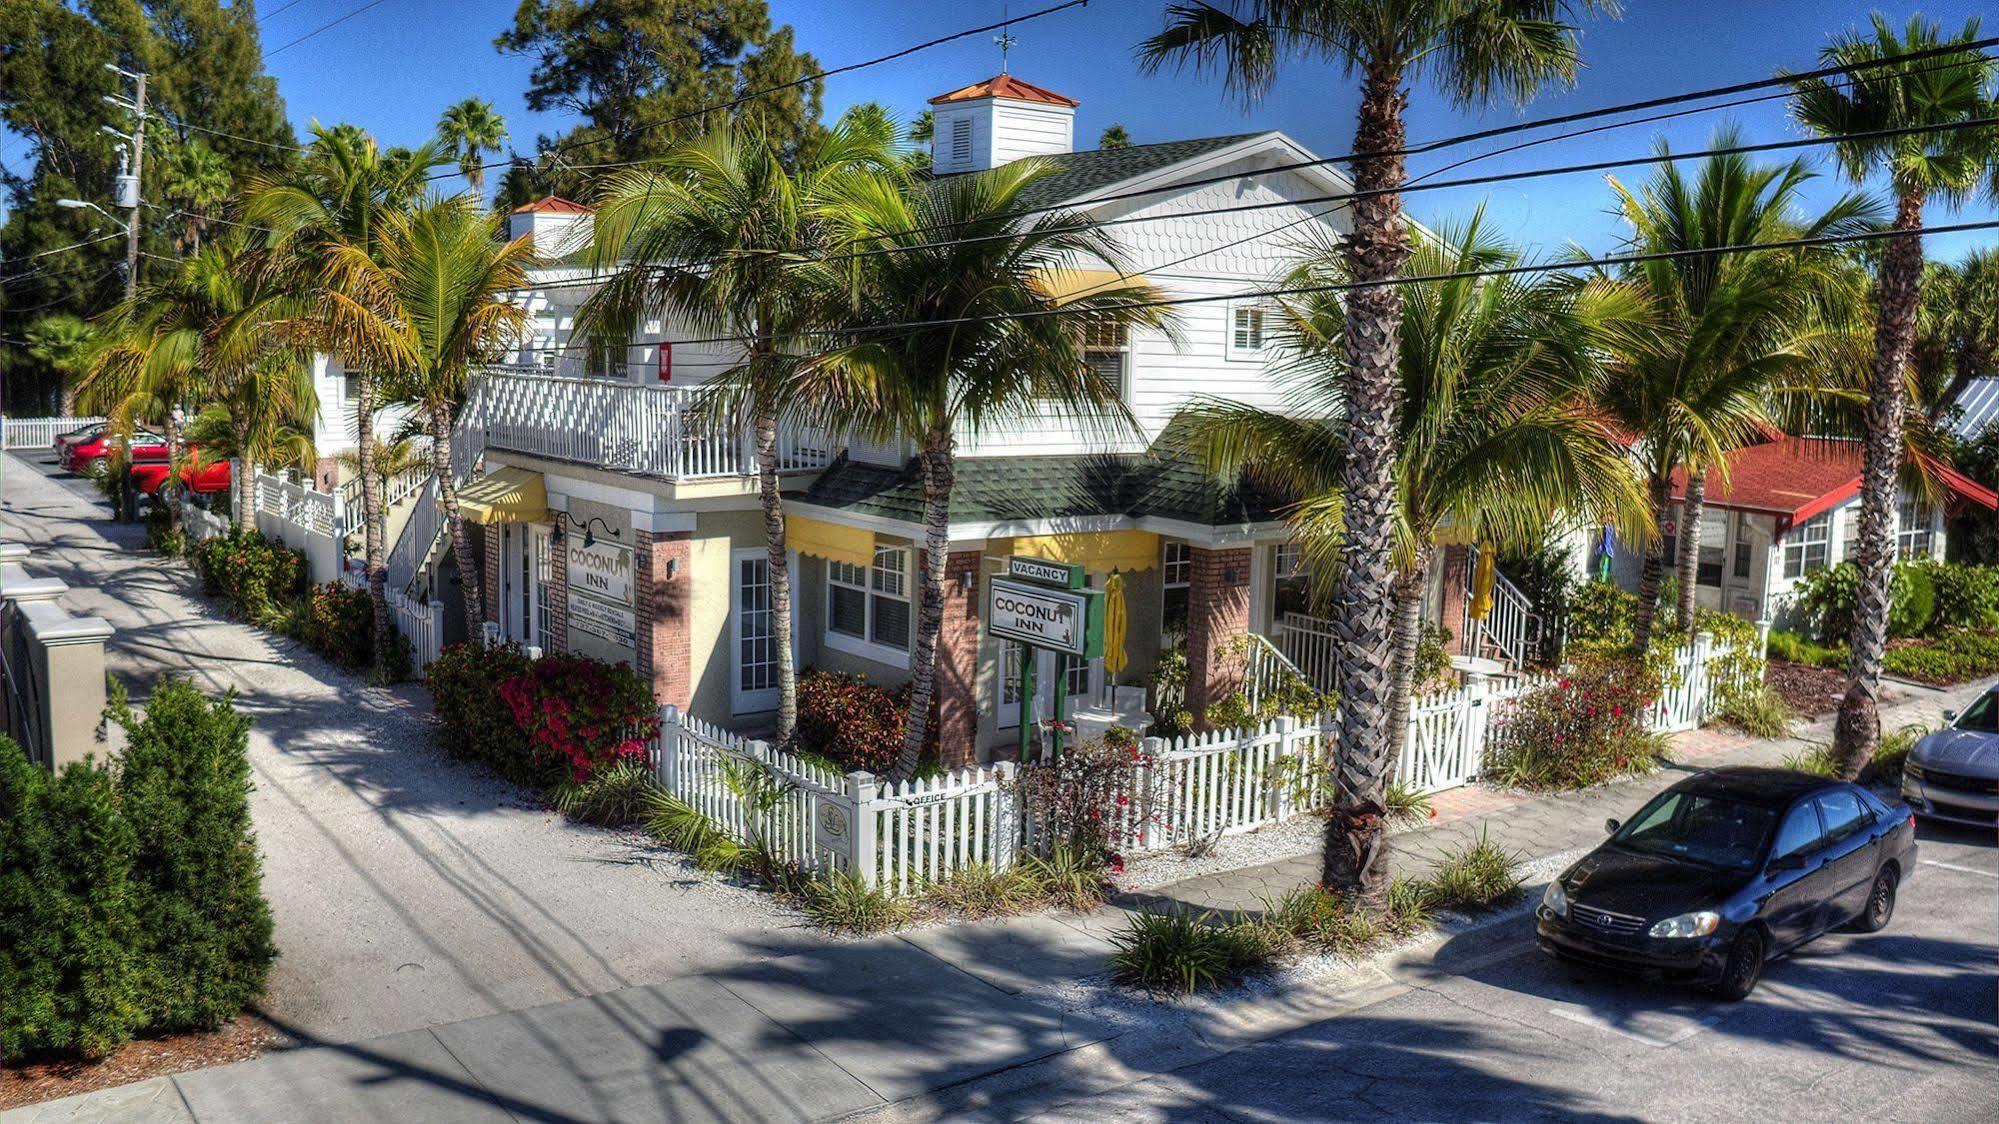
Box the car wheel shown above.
[1849,868,1897,933]
[1713,928,1764,1001]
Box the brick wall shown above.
[546,531,569,653]
[480,525,501,626]
[634,527,693,708]
[1186,545,1252,726]
[1439,544,1469,655]
[932,549,984,768]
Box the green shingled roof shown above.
[800,432,1291,530]
[927,133,1272,210]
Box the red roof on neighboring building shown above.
[928,75,1080,107]
[509,196,592,215]
[1669,435,1999,527]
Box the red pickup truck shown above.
[130,455,231,496]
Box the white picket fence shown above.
[390,591,446,670]
[651,633,1748,891]
[2,416,103,450]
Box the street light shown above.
[55,198,131,233]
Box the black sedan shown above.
[1536,767,1916,999]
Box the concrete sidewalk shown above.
[15,668,1983,1123]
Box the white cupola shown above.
[505,196,594,258]
[927,75,1079,174]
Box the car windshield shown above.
[1611,790,1777,870]
[1955,692,1999,732]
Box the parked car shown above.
[1903,689,1999,828]
[63,430,167,477]
[53,422,106,457]
[1537,767,1915,1000]
[131,453,230,496]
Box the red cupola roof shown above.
[928,75,1080,108]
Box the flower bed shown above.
[1485,657,1666,790]
[425,643,656,788]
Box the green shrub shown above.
[1883,628,1999,685]
[552,759,658,827]
[1385,781,1434,823]
[189,530,305,624]
[1716,683,1795,738]
[1108,908,1282,993]
[793,669,909,776]
[1565,580,1637,652]
[299,582,375,669]
[1485,657,1665,790]
[1922,562,1999,630]
[497,652,658,783]
[1890,563,1937,638]
[1870,723,1929,784]
[925,863,1045,919]
[424,642,542,784]
[1018,844,1111,912]
[1419,834,1522,912]
[1257,885,1384,954]
[1792,563,1861,645]
[0,744,145,1059]
[1383,877,1436,935]
[1014,734,1147,865]
[802,870,912,934]
[1783,744,1840,777]
[144,501,185,558]
[111,680,275,1034]
[1767,629,1848,670]
[1793,560,1981,645]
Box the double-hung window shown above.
[1896,496,1936,560]
[1080,321,1129,398]
[1782,513,1832,580]
[827,546,911,659]
[1160,540,1191,640]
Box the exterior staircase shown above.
[1460,545,1541,671]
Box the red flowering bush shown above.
[1014,728,1153,865]
[299,582,374,668]
[425,642,540,783]
[1485,657,1664,790]
[794,669,909,775]
[190,530,304,623]
[497,652,658,783]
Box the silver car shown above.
[1903,689,1999,828]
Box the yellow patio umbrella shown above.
[1103,573,1129,679]
[1469,544,1497,621]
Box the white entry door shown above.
[501,524,551,649]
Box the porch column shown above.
[1439,544,1471,656]
[1186,546,1252,727]
[635,528,693,709]
[933,549,984,769]
[480,525,502,626]
[546,532,569,653]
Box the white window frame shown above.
[1225,301,1270,361]
[1080,321,1130,399]
[1160,540,1191,643]
[731,547,798,714]
[1782,512,1832,580]
[823,545,912,668]
[1896,495,1937,560]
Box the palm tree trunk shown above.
[356,369,393,677]
[1382,548,1433,762]
[431,400,482,629]
[162,409,186,527]
[234,420,254,535]
[893,426,954,781]
[752,408,797,741]
[1631,473,1673,653]
[1321,59,1413,912]
[1673,471,1707,633]
[1836,190,1926,779]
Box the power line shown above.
[0,234,126,287]
[443,0,1096,183]
[268,0,400,58]
[262,0,314,21]
[499,218,1999,354]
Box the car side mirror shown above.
[1604,818,1621,835]
[1768,852,1808,873]
[1943,709,1957,725]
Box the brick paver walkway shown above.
[1118,679,1974,919]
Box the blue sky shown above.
[8,0,1998,259]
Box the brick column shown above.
[634,527,692,709]
[1439,544,1470,655]
[480,525,502,626]
[1185,546,1252,727]
[546,533,569,653]
[932,549,984,768]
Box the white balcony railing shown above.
[463,370,832,481]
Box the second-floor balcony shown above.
[464,369,833,483]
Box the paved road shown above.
[893,823,1999,1124]
[1,453,820,1048]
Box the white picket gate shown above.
[389,591,446,670]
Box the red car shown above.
[64,430,167,477]
[131,455,231,496]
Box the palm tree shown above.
[1181,211,1650,794]
[161,138,233,254]
[1137,0,1614,904]
[579,122,897,740]
[75,238,308,525]
[24,314,96,415]
[811,160,1171,779]
[246,124,447,677]
[1915,250,1999,413]
[1596,138,1881,648]
[329,195,536,628]
[438,99,508,197]
[1790,15,1999,779]
[184,372,320,534]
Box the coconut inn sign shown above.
[989,556,1103,757]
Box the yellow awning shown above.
[1003,531,1159,574]
[456,466,549,525]
[788,514,876,568]
[1030,267,1156,305]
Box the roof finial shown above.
[995,2,1017,75]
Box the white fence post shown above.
[992,760,1020,872]
[846,771,880,889]
[1137,736,1166,851]
[1270,715,1299,822]
[1461,672,1491,781]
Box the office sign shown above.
[567,538,633,605]
[988,578,1102,658]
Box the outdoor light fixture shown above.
[552,512,622,549]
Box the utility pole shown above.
[122,70,147,302]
